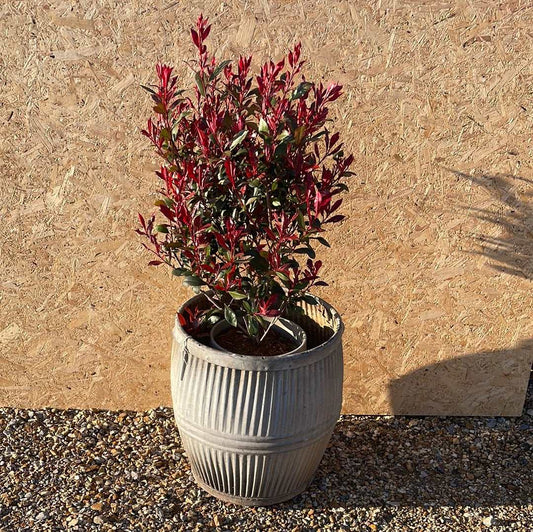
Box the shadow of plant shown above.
[449,169,533,279]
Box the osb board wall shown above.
[1,0,532,415]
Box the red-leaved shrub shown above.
[138,14,353,343]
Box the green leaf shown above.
[255,314,267,328]
[224,305,238,328]
[249,252,269,271]
[275,130,291,142]
[286,259,300,270]
[177,110,192,122]
[195,73,206,97]
[155,224,168,233]
[258,118,269,136]
[183,275,204,287]
[315,236,330,247]
[290,82,313,101]
[275,271,290,282]
[274,142,289,158]
[172,268,189,276]
[271,199,281,207]
[141,84,156,95]
[207,313,222,325]
[308,131,327,142]
[229,130,248,150]
[245,196,258,207]
[210,60,231,81]
[294,125,306,145]
[297,210,305,230]
[290,304,305,316]
[245,316,259,337]
[228,291,247,300]
[294,281,309,291]
[302,294,318,305]
[294,247,316,258]
[171,111,191,137]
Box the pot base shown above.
[193,475,312,506]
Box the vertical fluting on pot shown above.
[170,294,344,506]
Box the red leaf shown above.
[215,232,229,250]
[325,214,345,224]
[159,204,175,220]
[190,29,199,48]
[330,198,343,213]
[224,159,235,187]
[177,312,187,327]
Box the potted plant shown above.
[137,14,354,505]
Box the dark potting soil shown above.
[214,326,298,356]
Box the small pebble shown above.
[482,515,493,526]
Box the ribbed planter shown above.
[170,293,344,506]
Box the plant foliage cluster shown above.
[138,15,353,342]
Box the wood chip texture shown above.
[1,0,532,414]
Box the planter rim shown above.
[172,292,344,371]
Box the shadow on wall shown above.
[388,339,533,417]
[449,169,533,279]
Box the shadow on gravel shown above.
[292,372,533,510]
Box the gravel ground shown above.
[1,379,532,532]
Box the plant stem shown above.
[258,297,291,343]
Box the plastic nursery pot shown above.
[209,317,307,356]
[170,293,344,506]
